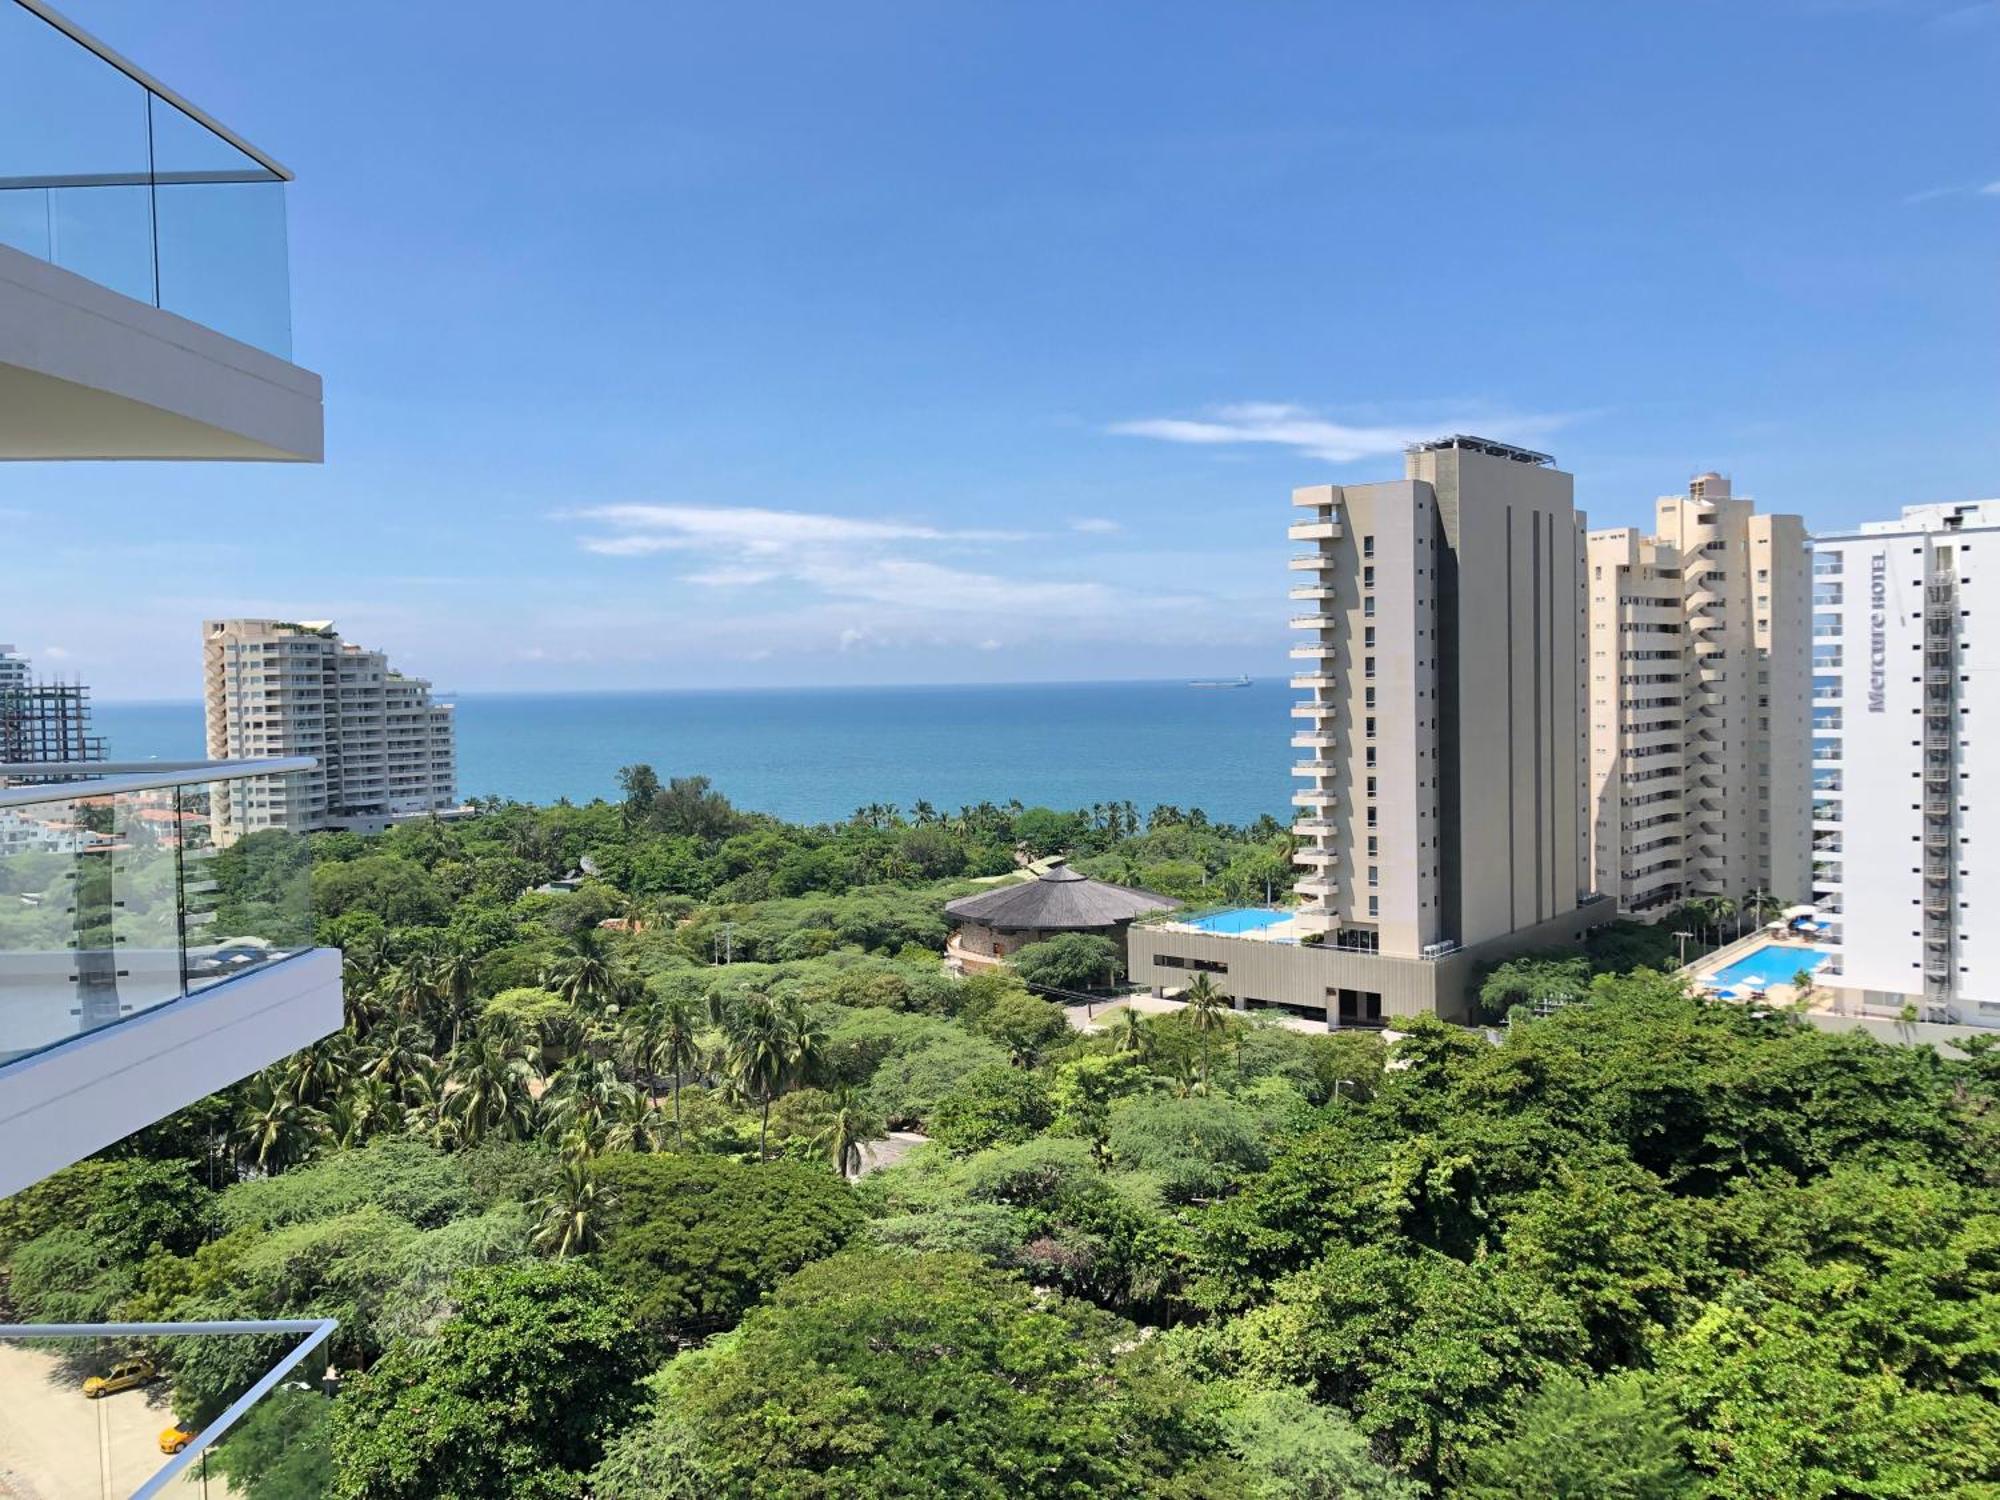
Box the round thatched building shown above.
[943,860,1175,974]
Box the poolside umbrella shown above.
[1782,905,1817,920]
[1712,986,1741,999]
[1765,919,1786,930]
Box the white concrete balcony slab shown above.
[1295,876,1339,898]
[1290,761,1336,777]
[1292,732,1340,749]
[1292,788,1336,808]
[1289,584,1336,602]
[1289,641,1339,660]
[1291,702,1337,720]
[1294,847,1341,867]
[1288,519,1342,543]
[1292,818,1339,836]
[1288,553,1336,570]
[1290,672,1339,689]
[1290,613,1338,630]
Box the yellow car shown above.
[159,1425,196,1455]
[82,1359,157,1398]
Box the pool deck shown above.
[1683,932,1830,996]
[1160,908,1308,943]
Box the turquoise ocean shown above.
[93,679,1295,828]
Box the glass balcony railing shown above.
[0,1319,335,1499]
[0,759,314,1069]
[0,0,292,356]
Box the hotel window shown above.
[1364,628,1376,647]
[1367,835,1378,856]
[1366,864,1379,887]
[1365,716,1376,739]
[1362,535,1374,558]
[1366,806,1378,828]
[1363,596,1376,618]
[1368,895,1380,916]
[1364,656,1376,678]
[1364,687,1376,709]
[1366,775,1377,795]
[1365,746,1377,768]
[1363,565,1375,587]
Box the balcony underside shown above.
[0,244,321,461]
[0,947,340,1197]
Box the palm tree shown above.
[1744,887,1776,933]
[532,1159,617,1259]
[540,1055,635,1154]
[638,994,704,1143]
[814,1088,881,1179]
[328,1075,398,1147]
[281,1035,357,1109]
[234,1076,327,1175]
[442,1028,539,1146]
[1112,1005,1147,1056]
[724,994,793,1162]
[603,1089,668,1154]
[543,931,615,1013]
[364,1022,435,1101]
[381,955,436,1027]
[1711,895,1740,942]
[427,941,479,1055]
[1790,967,1818,1011]
[1182,973,1229,1088]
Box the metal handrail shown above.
[0,1318,336,1499]
[0,757,314,810]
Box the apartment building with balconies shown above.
[205,619,458,840]
[1133,436,1606,1024]
[1809,500,2000,1028]
[1586,475,1809,914]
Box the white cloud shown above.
[1982,181,2000,195]
[41,645,70,659]
[1905,179,2000,204]
[573,503,1023,556]
[1108,401,1573,464]
[1070,517,1122,534]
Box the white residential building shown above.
[1586,475,1810,914]
[204,619,458,839]
[1810,500,2000,1028]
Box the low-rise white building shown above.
[1810,500,2000,1027]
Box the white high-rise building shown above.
[1585,475,1810,915]
[204,619,457,840]
[1810,500,2000,1028]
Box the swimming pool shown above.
[1704,942,1833,992]
[1179,907,1294,936]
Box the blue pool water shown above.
[1181,907,1293,936]
[1706,943,1832,992]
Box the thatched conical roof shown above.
[943,861,1174,931]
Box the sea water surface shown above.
[93,680,1296,827]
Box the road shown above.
[0,1346,207,1500]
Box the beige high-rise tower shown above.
[1585,474,1809,914]
[1290,436,1592,961]
[204,619,457,841]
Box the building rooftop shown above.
[1406,433,1555,466]
[944,860,1175,931]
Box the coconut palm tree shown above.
[442,1028,539,1146]
[722,993,825,1161]
[364,1022,435,1102]
[543,931,616,1013]
[426,940,479,1055]
[1112,1005,1147,1056]
[328,1074,399,1147]
[540,1055,634,1153]
[602,1089,668,1154]
[234,1076,326,1176]
[1182,973,1229,1088]
[281,1035,357,1109]
[638,994,705,1144]
[531,1159,617,1259]
[814,1088,882,1179]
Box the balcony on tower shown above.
[0,0,321,460]
[0,759,343,1196]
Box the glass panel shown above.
[45,182,156,304]
[150,95,290,356]
[0,4,150,183]
[0,185,53,261]
[180,776,312,996]
[153,179,291,357]
[0,771,311,1064]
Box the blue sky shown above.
[5,0,1998,699]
